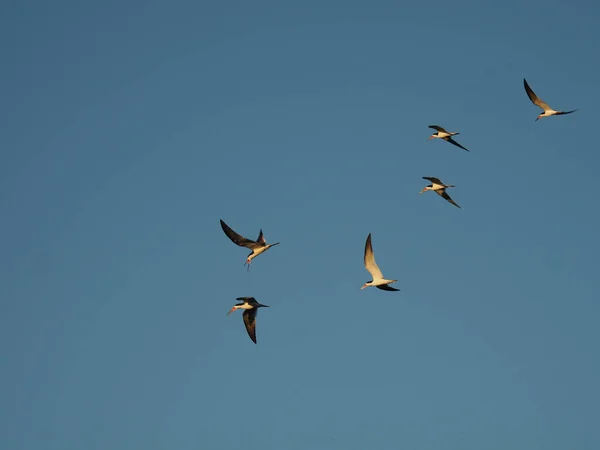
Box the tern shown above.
[220,219,279,270]
[361,233,400,291]
[227,297,270,344]
[420,176,461,209]
[523,78,577,121]
[427,125,469,152]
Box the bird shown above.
[427,125,469,152]
[361,233,400,291]
[523,78,577,121]
[227,297,270,344]
[220,219,279,270]
[420,176,461,209]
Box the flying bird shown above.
[420,176,461,209]
[361,233,400,291]
[427,125,469,152]
[227,297,270,344]
[220,219,279,270]
[523,78,577,121]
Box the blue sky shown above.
[1,1,599,449]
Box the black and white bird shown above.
[220,219,279,270]
[361,233,400,291]
[523,78,577,121]
[427,125,469,152]
[420,176,461,209]
[227,297,270,344]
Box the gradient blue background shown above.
[2,1,599,449]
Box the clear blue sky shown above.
[1,1,599,449]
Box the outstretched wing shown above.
[376,284,400,292]
[364,233,384,280]
[429,125,447,133]
[523,78,550,111]
[557,109,578,116]
[437,190,461,208]
[445,137,470,152]
[256,229,266,245]
[242,309,258,344]
[423,176,443,185]
[220,220,257,248]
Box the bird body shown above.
[427,125,469,151]
[420,176,461,208]
[220,219,279,269]
[361,233,400,291]
[227,297,270,344]
[228,302,254,312]
[523,78,577,121]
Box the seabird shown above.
[420,176,461,209]
[220,219,279,270]
[361,233,400,291]
[427,125,469,152]
[523,78,577,121]
[227,297,270,344]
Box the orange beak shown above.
[227,307,236,316]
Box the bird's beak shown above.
[535,116,540,122]
[360,284,367,290]
[419,188,426,194]
[427,136,433,141]
[227,307,236,315]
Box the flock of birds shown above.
[221,78,577,344]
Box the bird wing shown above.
[376,284,400,292]
[557,109,578,116]
[437,190,461,208]
[445,137,470,152]
[364,233,384,280]
[256,229,266,245]
[423,176,443,185]
[523,78,551,111]
[242,309,258,344]
[220,220,257,248]
[236,297,255,302]
[429,125,447,133]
